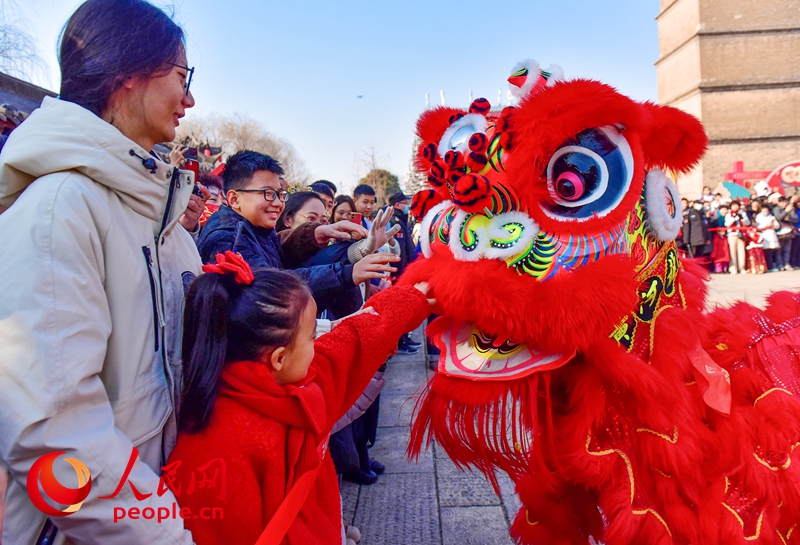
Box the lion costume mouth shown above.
[432,321,575,381]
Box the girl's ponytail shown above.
[179,273,230,434]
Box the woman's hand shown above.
[169,144,188,167]
[365,207,401,254]
[352,253,400,284]
[315,220,368,245]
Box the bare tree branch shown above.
[176,113,313,187]
[352,144,390,183]
[0,1,45,81]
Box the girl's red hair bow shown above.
[202,251,255,285]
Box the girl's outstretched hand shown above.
[414,282,437,306]
[330,306,379,329]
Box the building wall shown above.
[656,0,800,198]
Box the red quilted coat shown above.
[167,285,429,545]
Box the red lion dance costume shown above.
[400,59,800,544]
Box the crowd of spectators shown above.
[680,185,800,275]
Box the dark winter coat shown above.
[682,207,709,247]
[197,205,354,297]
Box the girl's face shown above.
[268,298,317,385]
[287,198,326,230]
[333,202,354,223]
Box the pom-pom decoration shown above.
[451,173,492,213]
[444,150,466,170]
[468,133,489,154]
[468,97,492,115]
[467,152,489,174]
[420,142,438,167]
[410,189,444,221]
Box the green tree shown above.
[359,169,401,207]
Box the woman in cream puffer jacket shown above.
[0,1,201,544]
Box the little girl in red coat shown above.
[167,251,432,545]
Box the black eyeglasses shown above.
[168,62,194,96]
[235,188,290,202]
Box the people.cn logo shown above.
[26,451,93,517]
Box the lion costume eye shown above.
[544,126,633,221]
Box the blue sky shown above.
[17,0,660,194]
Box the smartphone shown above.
[351,212,363,225]
[185,158,200,179]
[184,147,199,161]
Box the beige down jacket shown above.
[0,97,200,544]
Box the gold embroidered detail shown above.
[722,502,764,541]
[753,388,793,407]
[753,442,799,471]
[716,343,729,351]
[585,432,671,536]
[525,509,539,526]
[636,426,678,444]
[652,468,672,479]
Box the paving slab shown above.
[378,393,418,429]
[369,424,433,474]
[436,456,502,508]
[353,472,441,545]
[382,360,429,396]
[440,506,515,545]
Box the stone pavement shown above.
[343,271,800,544]
[706,268,800,309]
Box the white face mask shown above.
[693,203,704,211]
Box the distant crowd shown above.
[679,186,800,274]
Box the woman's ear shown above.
[638,102,708,175]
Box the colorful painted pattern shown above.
[509,223,628,281]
